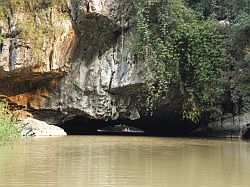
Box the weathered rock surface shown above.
[194,114,250,138]
[20,117,67,136]
[242,112,250,138]
[0,9,75,81]
[1,0,248,139]
[0,0,145,123]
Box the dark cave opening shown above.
[59,116,108,135]
[59,115,197,137]
[243,124,250,139]
[0,42,3,53]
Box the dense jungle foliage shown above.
[135,0,250,122]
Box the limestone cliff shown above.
[0,0,145,124]
[0,0,249,138]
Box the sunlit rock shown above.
[20,117,67,136]
[0,0,144,123]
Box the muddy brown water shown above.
[0,136,250,187]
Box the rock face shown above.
[0,8,75,81]
[20,118,67,136]
[0,0,145,124]
[242,112,250,139]
[194,114,250,138]
[0,1,249,138]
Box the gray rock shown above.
[0,0,145,123]
[20,117,67,137]
[242,112,250,138]
[205,114,250,138]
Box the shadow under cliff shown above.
[59,115,197,137]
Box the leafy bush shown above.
[185,0,250,20]
[220,12,250,114]
[0,101,20,145]
[135,0,223,122]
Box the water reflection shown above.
[0,136,250,187]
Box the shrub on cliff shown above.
[187,0,250,115]
[0,101,20,145]
[220,12,250,114]
[134,0,223,122]
[185,0,250,20]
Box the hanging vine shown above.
[134,0,223,122]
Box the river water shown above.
[0,136,250,187]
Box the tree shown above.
[135,0,223,122]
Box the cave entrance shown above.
[0,41,3,53]
[59,116,109,135]
[59,116,147,135]
[59,115,196,136]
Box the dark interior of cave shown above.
[59,116,108,135]
[0,42,3,53]
[59,115,198,137]
[243,127,250,139]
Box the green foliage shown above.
[0,101,20,145]
[134,0,187,114]
[185,0,250,20]
[135,0,223,122]
[183,0,250,116]
[221,12,250,113]
[176,21,223,121]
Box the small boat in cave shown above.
[97,124,145,135]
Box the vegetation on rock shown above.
[0,0,248,125]
[186,0,250,20]
[187,0,250,116]
[220,13,250,115]
[0,0,68,65]
[0,101,20,145]
[0,0,67,16]
[134,0,249,122]
[134,0,224,122]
